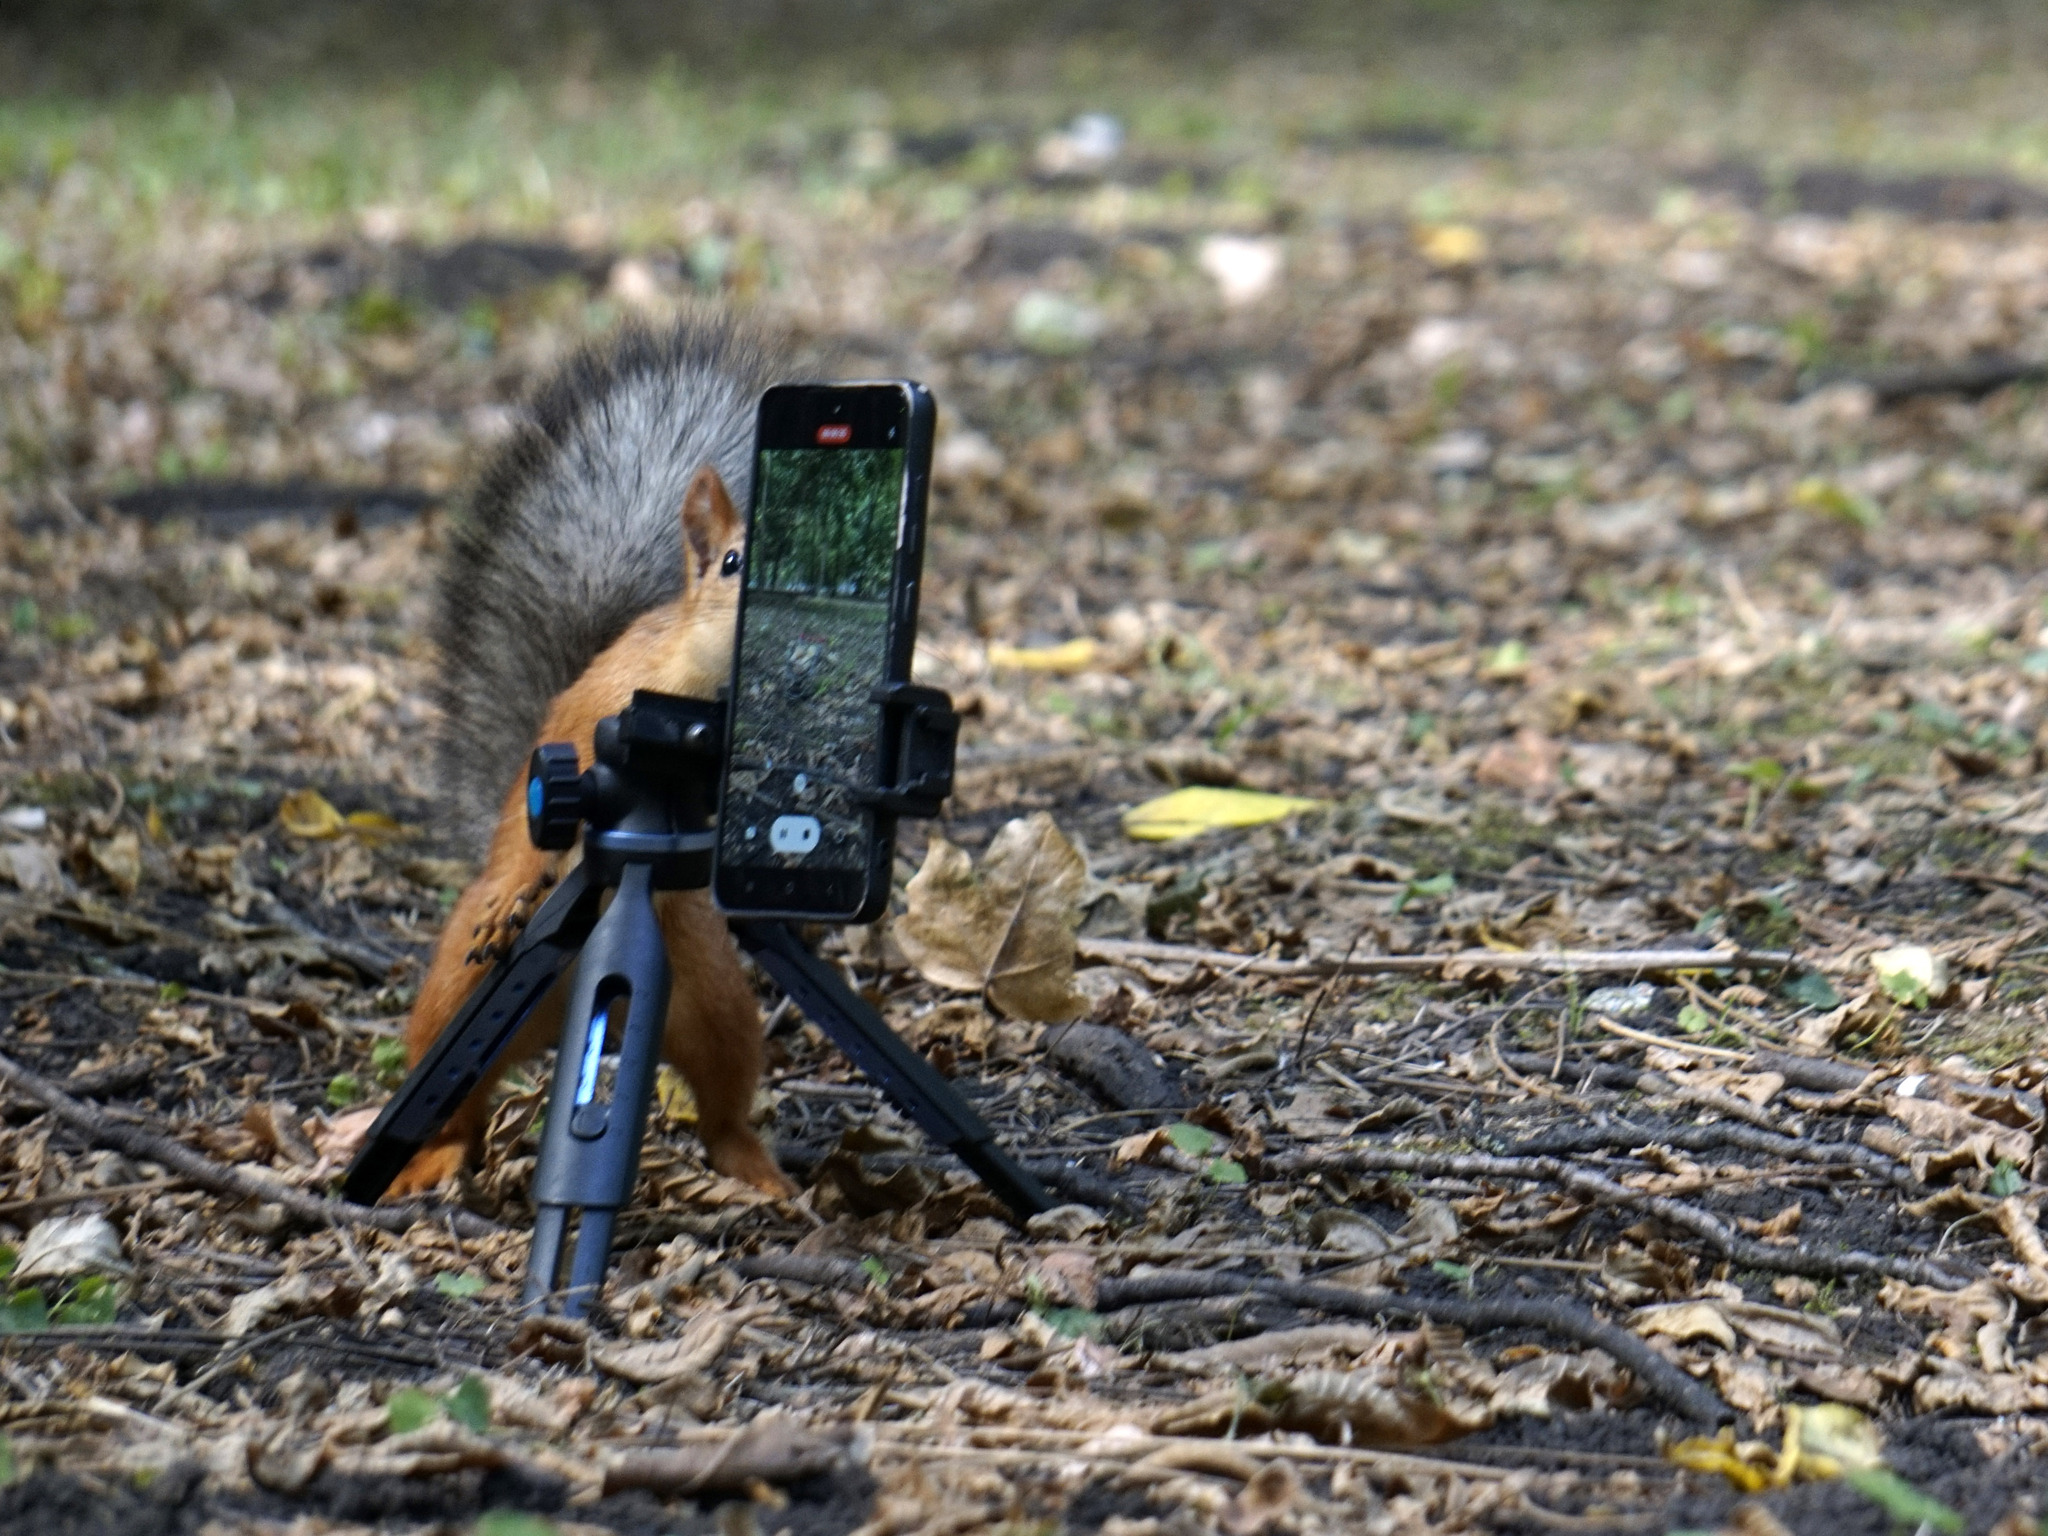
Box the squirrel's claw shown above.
[463,868,556,970]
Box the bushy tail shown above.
[431,315,779,856]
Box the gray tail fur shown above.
[431,313,781,856]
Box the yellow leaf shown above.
[1667,1428,1773,1492]
[144,802,164,843]
[655,1065,698,1127]
[1122,786,1322,842]
[344,810,410,844]
[1871,945,1947,1007]
[987,637,1099,674]
[1790,1401,1885,1478]
[278,788,345,840]
[1417,223,1486,267]
[895,813,1088,1023]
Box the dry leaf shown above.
[896,812,1087,1022]
[987,638,1098,673]
[0,842,66,895]
[89,828,141,894]
[591,1302,774,1384]
[1633,1300,1737,1350]
[14,1212,130,1281]
[1121,786,1322,841]
[278,788,346,840]
[1417,222,1487,267]
[1871,945,1948,1006]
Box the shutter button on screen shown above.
[770,815,821,855]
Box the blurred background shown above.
[1,0,2045,893]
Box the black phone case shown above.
[712,381,935,923]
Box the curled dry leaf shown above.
[88,829,142,895]
[14,1212,131,1281]
[224,1272,363,1337]
[896,812,1087,1022]
[590,1302,775,1384]
[1633,1300,1739,1350]
[278,788,347,840]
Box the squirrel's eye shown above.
[720,549,741,576]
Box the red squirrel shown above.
[386,318,794,1199]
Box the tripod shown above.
[344,688,1054,1316]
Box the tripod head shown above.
[526,691,725,888]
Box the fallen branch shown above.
[1079,937,1794,979]
[1266,1146,1969,1289]
[1498,1118,1913,1189]
[0,1047,497,1240]
[252,892,402,984]
[1093,1269,1730,1426]
[600,1413,848,1495]
[1848,355,2048,405]
[736,1252,874,1290]
[865,1423,1519,1483]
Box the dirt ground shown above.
[5,6,2048,1533]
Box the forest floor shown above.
[5,12,2048,1534]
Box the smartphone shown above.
[713,381,935,922]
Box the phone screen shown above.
[717,384,917,918]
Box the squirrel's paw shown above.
[386,1138,468,1198]
[464,870,555,967]
[706,1131,799,1198]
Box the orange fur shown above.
[388,466,794,1199]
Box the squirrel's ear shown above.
[679,466,741,583]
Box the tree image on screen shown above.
[721,447,902,879]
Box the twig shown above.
[736,1253,873,1290]
[0,968,249,1010]
[1497,1118,1912,1188]
[0,1178,180,1217]
[0,1047,498,1239]
[1293,926,1366,1068]
[1091,1269,1729,1426]
[866,1431,1520,1483]
[1265,1146,1969,1289]
[181,1315,327,1399]
[1079,938,1794,979]
[251,892,401,983]
[1590,1014,1747,1060]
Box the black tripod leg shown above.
[342,864,602,1207]
[526,864,673,1316]
[732,921,1056,1221]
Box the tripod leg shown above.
[525,1205,571,1305]
[527,863,673,1318]
[567,1208,618,1300]
[733,922,1055,1221]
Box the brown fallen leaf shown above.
[589,1301,774,1384]
[1475,728,1561,796]
[89,828,141,894]
[895,812,1087,1022]
[1633,1300,1738,1350]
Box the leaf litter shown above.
[5,19,2048,1536]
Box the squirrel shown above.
[385,315,796,1200]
